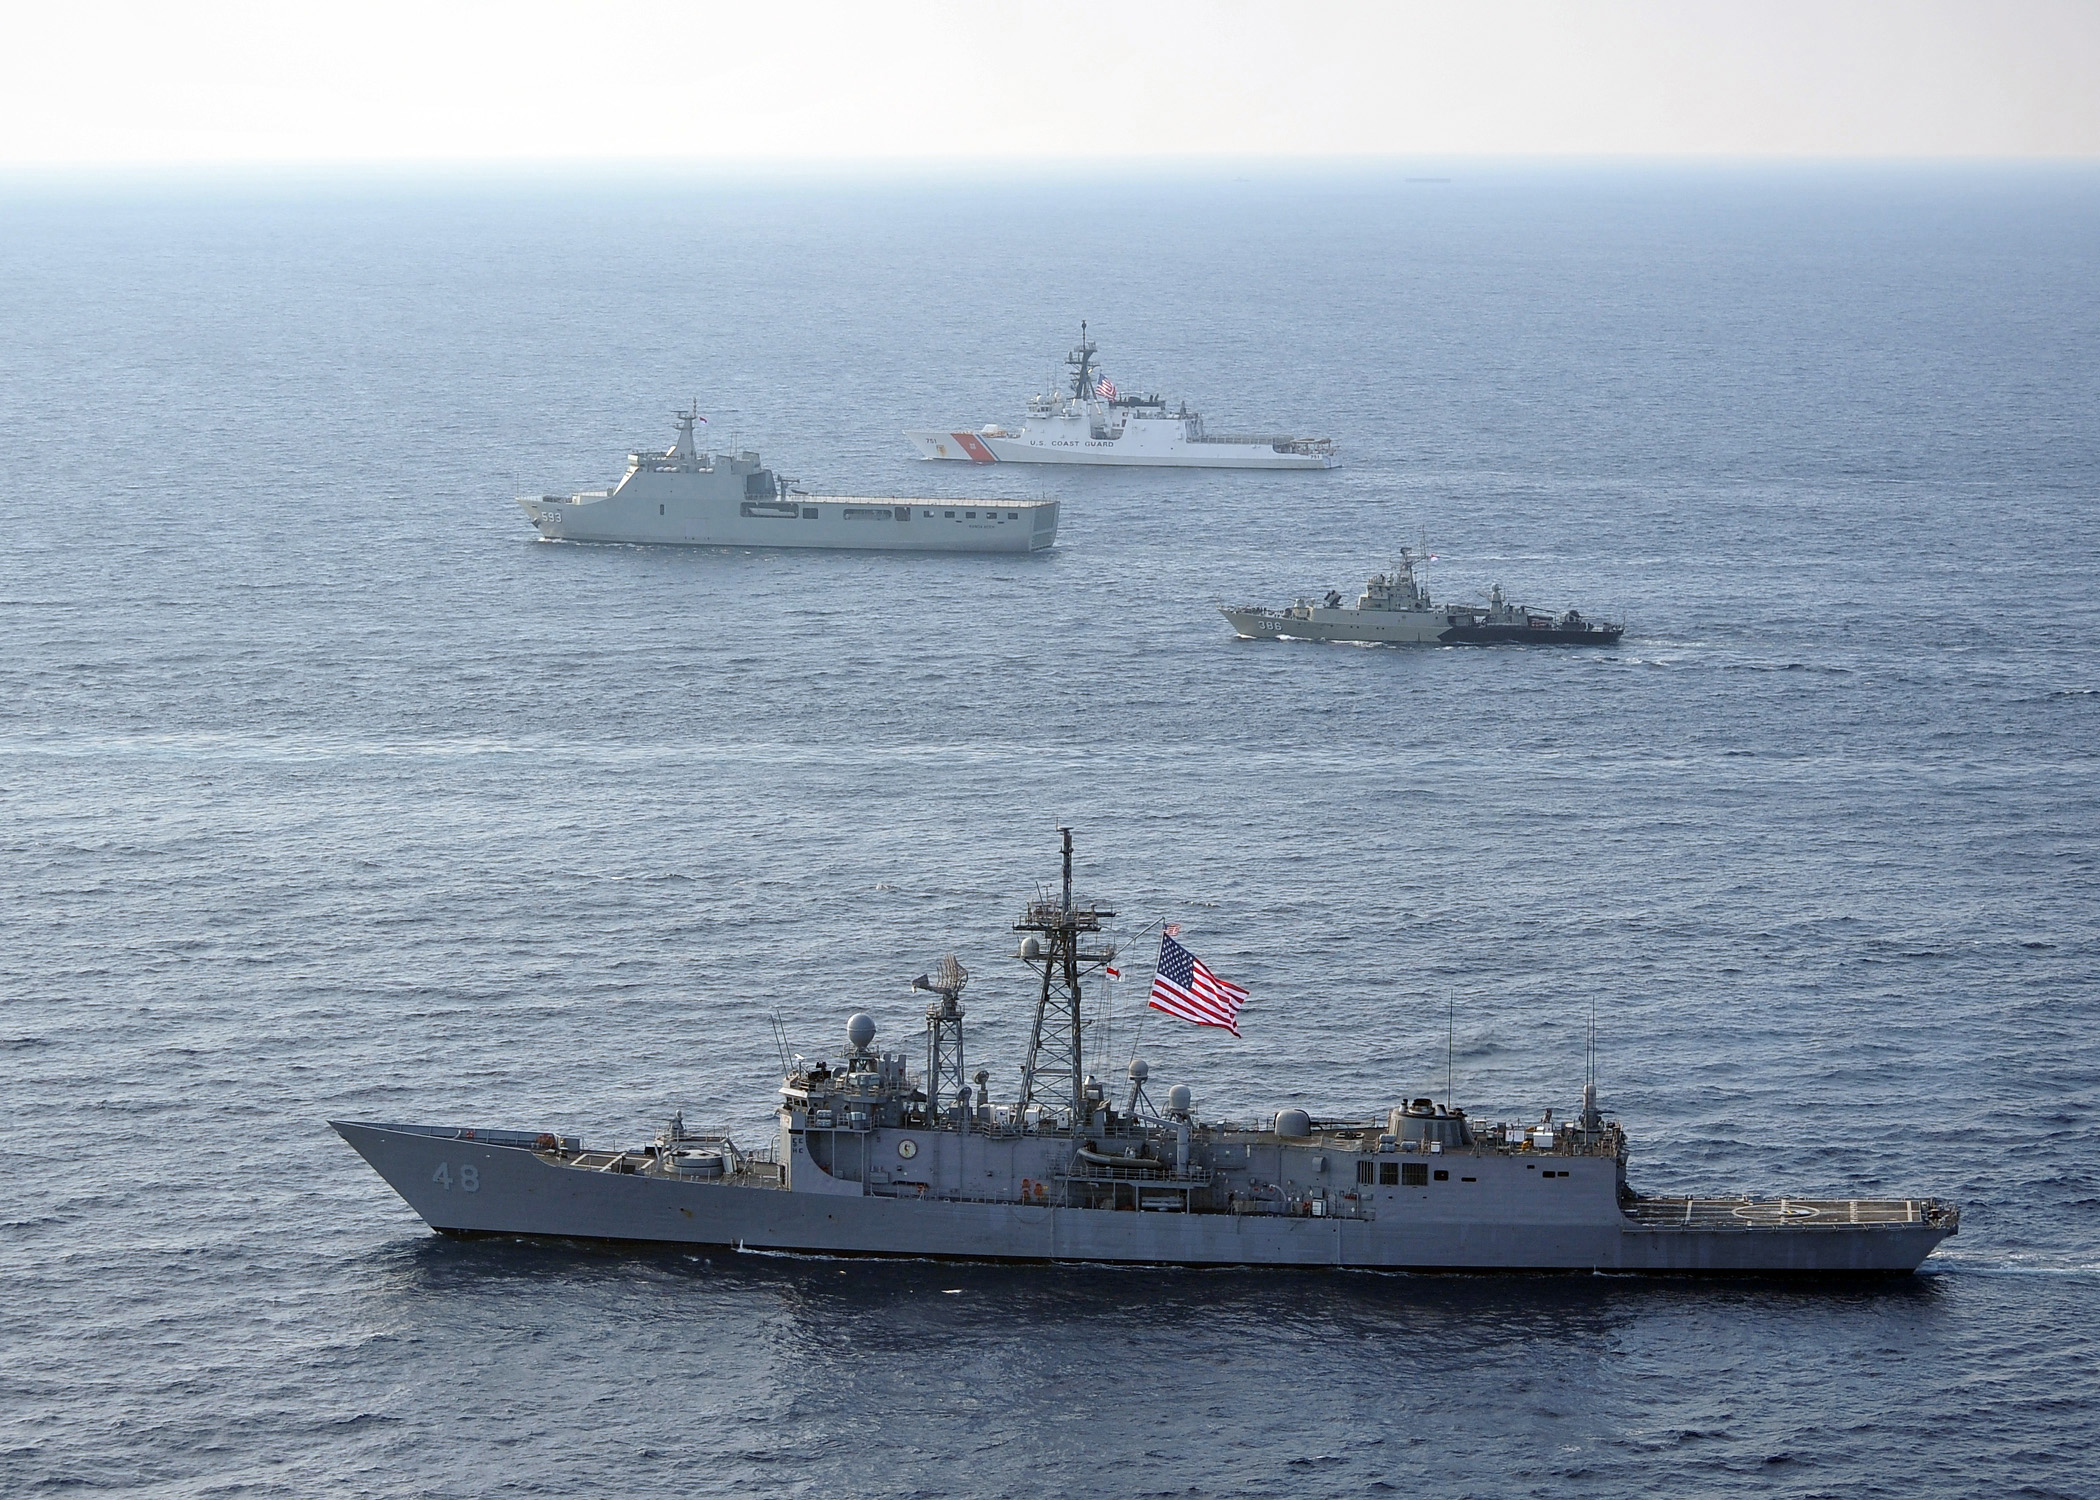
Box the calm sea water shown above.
[3,165,2097,1498]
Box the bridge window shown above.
[1401,1162,1427,1187]
[1357,1160,1374,1185]
[803,507,818,519]
[1379,1162,1399,1186]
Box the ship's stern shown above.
[904,429,999,463]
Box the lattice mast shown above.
[1015,828,1116,1127]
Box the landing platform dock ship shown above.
[1224,547,1624,646]
[520,407,1057,553]
[336,834,1955,1274]
[905,323,1338,469]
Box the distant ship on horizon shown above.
[906,324,1339,469]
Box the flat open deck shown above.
[1625,1195,1955,1229]
[561,1146,785,1186]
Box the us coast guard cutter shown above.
[335,833,1957,1274]
[905,324,1338,469]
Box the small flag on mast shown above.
[1148,934,1248,1037]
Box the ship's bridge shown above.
[777,1012,925,1131]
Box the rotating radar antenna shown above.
[913,954,971,1116]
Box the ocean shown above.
[2,163,2096,1497]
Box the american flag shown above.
[1148,934,1248,1037]
[1095,376,1117,399]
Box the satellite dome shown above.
[1166,1084,1192,1116]
[1020,935,1044,960]
[1127,1057,1149,1082]
[846,1013,877,1052]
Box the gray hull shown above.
[337,1121,1955,1275]
[522,491,1057,554]
[1222,607,1623,647]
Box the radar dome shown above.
[1166,1084,1192,1116]
[1019,936,1044,960]
[1274,1108,1312,1139]
[846,1013,877,1053]
[1127,1058,1150,1082]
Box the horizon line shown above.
[4,153,2098,188]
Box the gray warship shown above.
[519,406,1058,553]
[1223,547,1623,646]
[336,833,1956,1274]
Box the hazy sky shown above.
[5,0,2096,168]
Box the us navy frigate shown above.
[519,406,1057,552]
[905,323,1338,469]
[335,833,1956,1274]
[1224,547,1623,645]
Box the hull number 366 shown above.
[432,1162,480,1191]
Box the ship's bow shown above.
[515,495,566,539]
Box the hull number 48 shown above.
[432,1162,480,1192]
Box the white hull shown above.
[906,427,1335,470]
